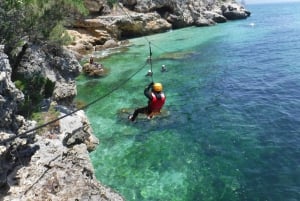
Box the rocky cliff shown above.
[0,45,124,200]
[67,0,250,56]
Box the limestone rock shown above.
[53,81,77,104]
[0,45,24,131]
[17,44,81,81]
[58,108,99,151]
[14,44,81,104]
[84,0,111,15]
[120,0,250,27]
[203,11,227,23]
[114,12,172,37]
[221,3,251,20]
[3,137,124,201]
[0,45,124,201]
[66,0,251,55]
[83,62,106,77]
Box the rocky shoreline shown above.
[67,0,250,57]
[0,0,250,200]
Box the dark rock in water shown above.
[83,62,107,77]
[221,3,251,20]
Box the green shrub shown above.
[0,0,88,52]
[15,75,56,117]
[31,104,60,135]
[49,23,73,45]
[44,78,55,98]
[107,0,118,8]
[14,80,26,91]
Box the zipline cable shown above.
[117,2,158,82]
[0,61,149,145]
[116,2,171,54]
[1,2,172,146]
[148,41,154,83]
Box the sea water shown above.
[76,2,300,201]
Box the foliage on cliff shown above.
[0,0,87,54]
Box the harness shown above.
[149,92,166,113]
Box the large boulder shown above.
[221,3,251,20]
[15,44,81,104]
[84,0,111,15]
[16,44,81,81]
[66,18,118,55]
[113,12,172,38]
[82,62,106,77]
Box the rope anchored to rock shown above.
[0,61,149,145]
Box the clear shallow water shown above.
[76,3,300,201]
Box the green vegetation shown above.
[0,0,87,53]
[0,0,88,118]
[14,75,55,117]
[107,0,118,8]
[74,99,87,111]
[49,23,73,46]
[31,104,60,135]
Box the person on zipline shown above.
[128,82,166,122]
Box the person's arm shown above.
[144,82,153,99]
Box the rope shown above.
[117,2,172,83]
[1,2,170,145]
[148,41,154,83]
[149,42,166,53]
[117,2,155,81]
[0,61,149,145]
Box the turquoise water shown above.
[76,3,300,201]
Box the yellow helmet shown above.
[153,83,163,92]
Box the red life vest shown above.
[149,92,166,112]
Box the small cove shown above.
[76,3,300,201]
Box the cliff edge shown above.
[0,45,124,200]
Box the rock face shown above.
[0,45,24,131]
[0,45,124,201]
[67,0,250,55]
[2,112,123,201]
[120,0,250,26]
[15,44,81,105]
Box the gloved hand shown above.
[147,82,154,89]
